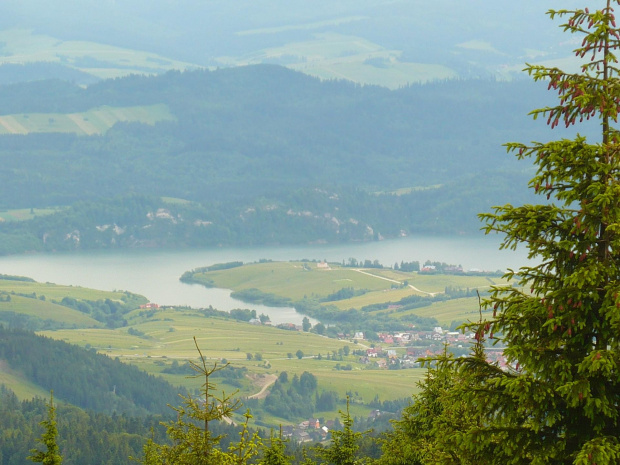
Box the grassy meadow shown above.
[0,28,198,80]
[187,261,506,317]
[0,104,176,136]
[379,297,489,327]
[220,32,457,89]
[37,305,422,420]
[0,207,60,222]
[0,274,422,420]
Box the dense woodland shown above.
[0,66,563,254]
[0,327,392,465]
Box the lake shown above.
[0,234,530,324]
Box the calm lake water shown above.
[0,234,530,324]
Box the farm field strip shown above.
[0,295,101,326]
[390,297,486,326]
[0,278,130,301]
[0,207,59,222]
[0,104,175,135]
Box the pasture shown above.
[0,28,198,79]
[223,32,457,89]
[0,273,444,422]
[39,306,423,407]
[0,361,50,400]
[188,261,506,317]
[0,278,132,301]
[0,207,59,222]
[194,261,397,301]
[387,296,488,327]
[0,104,175,136]
[0,295,101,327]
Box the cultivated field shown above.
[0,274,423,420]
[0,104,176,136]
[219,32,457,89]
[0,207,59,222]
[0,28,198,79]
[38,306,423,418]
[186,261,506,317]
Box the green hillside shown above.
[0,104,175,135]
[181,260,504,330]
[0,275,147,330]
[0,67,557,254]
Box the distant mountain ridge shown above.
[0,65,584,253]
[0,1,585,87]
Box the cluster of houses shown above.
[351,327,508,369]
[281,418,332,443]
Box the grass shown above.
[0,272,438,423]
[0,28,199,80]
[0,295,101,327]
[197,262,396,301]
[0,207,60,222]
[220,32,457,89]
[189,261,506,316]
[408,274,503,294]
[389,296,491,326]
[0,104,176,136]
[38,307,424,405]
[0,277,141,328]
[329,287,418,310]
[0,278,131,301]
[0,361,50,400]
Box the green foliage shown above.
[260,430,291,465]
[28,392,62,465]
[0,326,182,415]
[420,3,620,464]
[316,398,364,465]
[0,66,554,252]
[377,346,482,465]
[0,385,171,465]
[139,337,261,465]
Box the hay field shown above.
[0,104,175,136]
[199,262,396,301]
[40,307,424,402]
[0,207,59,222]
[392,296,490,326]
[191,261,505,315]
[0,28,198,79]
[0,295,101,327]
[220,32,457,89]
[0,279,131,301]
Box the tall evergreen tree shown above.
[28,391,62,465]
[449,1,620,464]
[316,398,364,465]
[138,338,260,465]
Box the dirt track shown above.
[247,373,277,399]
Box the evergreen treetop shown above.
[460,1,620,463]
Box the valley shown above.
[0,249,506,429]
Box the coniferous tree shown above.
[377,345,482,465]
[447,2,620,464]
[260,429,291,465]
[138,337,260,465]
[316,398,364,465]
[28,391,62,465]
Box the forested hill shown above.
[0,65,579,252]
[0,326,182,416]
